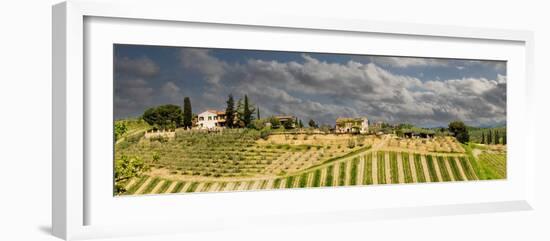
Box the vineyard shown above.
[116,128,500,195]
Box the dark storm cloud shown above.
[114,46,506,127]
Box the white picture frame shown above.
[52,0,535,240]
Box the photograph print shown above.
[114,44,507,196]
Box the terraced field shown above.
[478,153,506,179]
[120,148,480,195]
[116,128,507,196]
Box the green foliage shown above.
[312,169,322,187]
[447,157,463,181]
[299,173,308,188]
[436,156,451,182]
[414,153,426,182]
[377,151,386,184]
[142,104,183,129]
[338,162,346,186]
[350,158,359,185]
[114,155,149,195]
[225,94,236,128]
[448,121,469,143]
[283,118,295,129]
[308,119,318,128]
[268,116,281,129]
[183,97,193,129]
[114,122,128,141]
[325,165,334,186]
[426,155,439,182]
[390,152,398,183]
[364,153,373,185]
[401,152,413,183]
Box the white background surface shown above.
[0,0,548,240]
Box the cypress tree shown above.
[494,130,500,145]
[502,131,507,145]
[487,130,492,144]
[183,97,192,129]
[225,94,235,128]
[243,95,252,127]
[257,105,260,119]
[481,132,485,144]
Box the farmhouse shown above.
[402,128,435,138]
[197,110,226,129]
[275,115,296,128]
[335,117,369,134]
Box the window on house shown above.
[208,116,212,120]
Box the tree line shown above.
[480,129,506,145]
[141,94,319,130]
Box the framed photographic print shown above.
[52,0,535,240]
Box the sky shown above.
[114,44,507,128]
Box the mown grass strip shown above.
[458,156,476,180]
[350,158,359,185]
[125,176,149,195]
[273,178,282,189]
[364,153,373,185]
[312,169,322,187]
[285,176,295,188]
[171,181,186,193]
[186,182,199,192]
[377,151,386,184]
[402,152,413,183]
[142,177,161,194]
[202,182,213,192]
[325,165,334,186]
[259,180,268,189]
[156,180,173,194]
[436,156,451,182]
[299,173,309,188]
[448,157,464,181]
[338,162,346,186]
[390,152,399,183]
[218,182,227,191]
[414,154,426,182]
[426,155,439,182]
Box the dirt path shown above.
[408,154,418,182]
[333,162,340,187]
[164,181,179,193]
[176,182,190,193]
[432,157,443,182]
[222,182,235,192]
[453,157,468,180]
[384,152,392,184]
[420,155,431,182]
[151,180,165,194]
[136,177,152,194]
[208,182,220,192]
[396,152,405,184]
[357,156,365,185]
[279,179,287,189]
[444,157,456,181]
[124,178,137,190]
[372,151,378,184]
[307,172,314,187]
[319,168,327,186]
[265,179,275,189]
[250,180,261,190]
